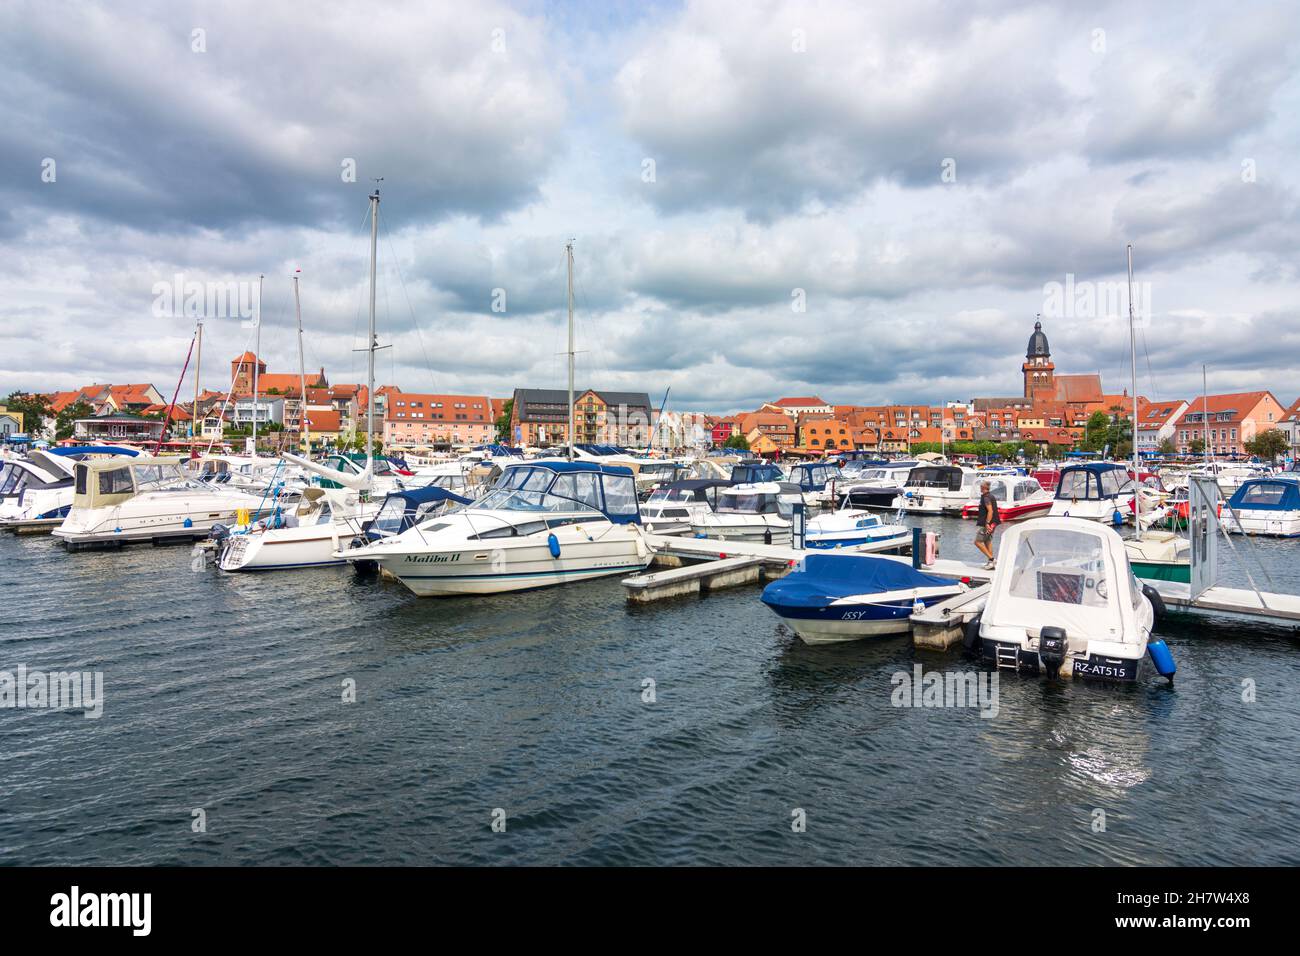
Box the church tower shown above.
[1022,318,1054,401]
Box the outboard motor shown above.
[1038,626,1069,677]
[209,523,231,542]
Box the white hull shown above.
[369,534,650,596]
[790,617,911,643]
[1224,510,1300,537]
[897,491,966,515]
[54,492,265,546]
[690,516,792,545]
[1048,496,1133,522]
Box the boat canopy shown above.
[969,475,1046,503]
[982,517,1145,645]
[1053,462,1132,501]
[647,478,732,504]
[70,456,192,509]
[730,462,784,484]
[763,554,955,609]
[1228,477,1300,511]
[48,445,140,458]
[789,462,841,490]
[473,460,641,523]
[365,487,472,540]
[904,465,964,491]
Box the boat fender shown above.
[1112,509,1124,527]
[547,532,561,558]
[1141,583,1167,619]
[1147,639,1177,681]
[962,613,983,653]
[183,517,193,528]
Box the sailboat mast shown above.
[192,319,202,442]
[294,272,309,456]
[253,274,262,456]
[366,190,379,468]
[1127,244,1140,535]
[566,239,575,461]
[1203,365,1210,465]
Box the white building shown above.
[1135,399,1188,454]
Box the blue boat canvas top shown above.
[762,554,956,611]
[1228,476,1300,511]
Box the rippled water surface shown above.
[2,517,1298,866]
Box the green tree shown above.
[1244,428,1289,462]
[723,433,750,450]
[1157,437,1177,455]
[55,401,93,440]
[494,398,515,443]
[1189,437,1205,455]
[1079,411,1109,451]
[3,391,51,436]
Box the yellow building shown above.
[0,405,24,438]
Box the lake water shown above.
[2,516,1298,866]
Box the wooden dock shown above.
[625,531,992,603]
[1151,580,1300,625]
[0,518,61,535]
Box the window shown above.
[98,467,134,495]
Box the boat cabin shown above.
[729,462,784,484]
[364,487,472,541]
[715,482,798,517]
[1053,462,1132,501]
[70,457,191,509]
[903,465,965,491]
[471,460,642,523]
[789,462,841,491]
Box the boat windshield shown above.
[647,487,692,503]
[718,493,780,515]
[473,466,639,520]
[1008,528,1109,608]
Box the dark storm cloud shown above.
[0,1,566,233]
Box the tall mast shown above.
[1203,365,1210,465]
[294,271,309,456]
[366,188,380,470]
[1127,244,1140,537]
[566,239,575,461]
[253,273,262,457]
[192,319,202,442]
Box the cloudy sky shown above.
[2,0,1298,414]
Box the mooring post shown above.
[912,527,922,569]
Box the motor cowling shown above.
[1038,626,1068,676]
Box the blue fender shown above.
[547,532,561,558]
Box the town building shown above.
[384,393,494,449]
[510,388,654,448]
[761,396,833,418]
[0,405,23,438]
[1134,399,1189,455]
[72,411,165,443]
[1171,391,1288,457]
[1280,398,1300,457]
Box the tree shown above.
[1244,428,1289,462]
[55,401,93,440]
[723,433,750,450]
[1157,437,1177,455]
[1189,437,1205,455]
[494,398,514,443]
[1079,411,1109,452]
[3,391,52,436]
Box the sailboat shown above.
[338,240,654,595]
[216,193,389,571]
[1120,244,1191,583]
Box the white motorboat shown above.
[804,502,911,551]
[838,461,918,510]
[1188,461,1271,497]
[52,456,270,549]
[689,481,801,545]
[959,473,1053,522]
[338,460,652,596]
[640,479,731,534]
[1047,462,1135,523]
[971,516,1173,683]
[896,464,975,515]
[1223,476,1300,537]
[0,447,136,529]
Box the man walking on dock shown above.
[974,480,1001,570]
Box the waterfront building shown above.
[1135,399,1189,454]
[1172,391,1289,457]
[0,404,23,437]
[761,396,833,418]
[510,388,654,448]
[72,411,165,443]
[384,392,494,449]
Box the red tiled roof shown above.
[772,396,828,407]
[385,393,492,423]
[304,409,341,432]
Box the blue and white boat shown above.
[1048,461,1135,523]
[1224,475,1300,537]
[0,446,138,530]
[804,505,911,551]
[761,554,966,644]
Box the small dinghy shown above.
[761,553,966,644]
[970,516,1173,683]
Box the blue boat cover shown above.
[1228,477,1300,512]
[389,487,472,508]
[762,554,955,609]
[49,445,139,457]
